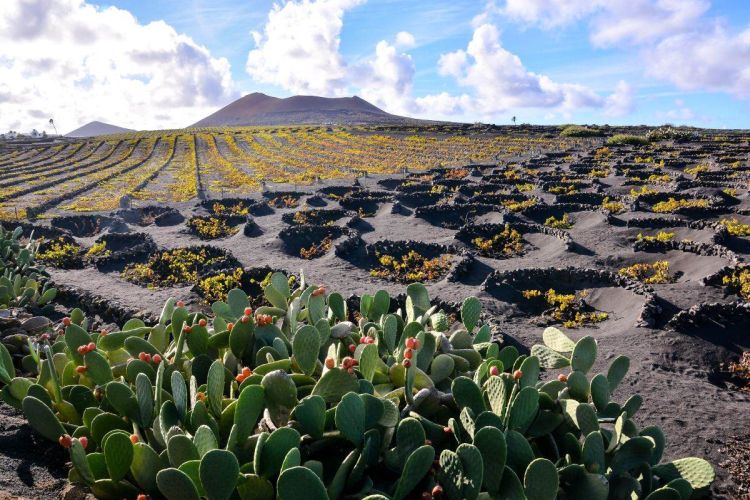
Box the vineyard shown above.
[0,126,573,219]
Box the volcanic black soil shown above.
[3,128,750,498]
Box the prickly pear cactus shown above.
[0,271,716,500]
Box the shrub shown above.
[547,184,577,194]
[470,224,524,258]
[636,231,674,243]
[619,261,674,284]
[601,197,626,214]
[37,237,83,268]
[685,165,710,176]
[720,218,750,237]
[0,277,716,499]
[85,241,111,260]
[522,288,609,328]
[268,195,299,209]
[122,247,234,287]
[724,352,750,392]
[651,198,709,213]
[299,237,333,259]
[371,250,452,282]
[443,168,470,180]
[722,268,750,300]
[629,186,658,198]
[606,134,650,146]
[196,267,244,304]
[560,125,603,137]
[187,216,239,240]
[544,214,573,229]
[212,201,250,216]
[502,198,537,212]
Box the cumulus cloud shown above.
[0,0,236,132]
[589,0,709,47]
[431,24,607,116]
[604,80,635,117]
[498,0,708,46]
[352,40,416,115]
[245,0,364,97]
[501,0,599,28]
[646,24,750,100]
[497,0,750,105]
[394,31,416,49]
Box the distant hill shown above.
[191,92,430,127]
[65,121,134,138]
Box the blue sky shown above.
[2,0,749,131]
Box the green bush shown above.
[0,274,714,499]
[606,134,650,146]
[559,125,603,138]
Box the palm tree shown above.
[49,118,58,135]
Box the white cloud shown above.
[646,24,750,100]
[498,0,709,47]
[589,0,709,47]
[0,0,236,132]
[245,0,364,97]
[432,24,607,116]
[414,92,472,117]
[604,80,635,117]
[501,0,599,28]
[352,40,416,115]
[394,31,416,49]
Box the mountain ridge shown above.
[190,92,432,127]
[65,121,134,138]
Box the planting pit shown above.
[277,224,359,259]
[186,215,243,240]
[120,245,240,288]
[117,206,184,226]
[664,302,750,386]
[50,215,119,237]
[86,232,157,270]
[358,240,470,283]
[483,267,658,328]
[414,203,494,229]
[337,191,392,216]
[205,198,273,217]
[263,191,304,209]
[281,208,352,226]
[36,235,84,269]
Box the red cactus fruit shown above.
[58,434,72,448]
